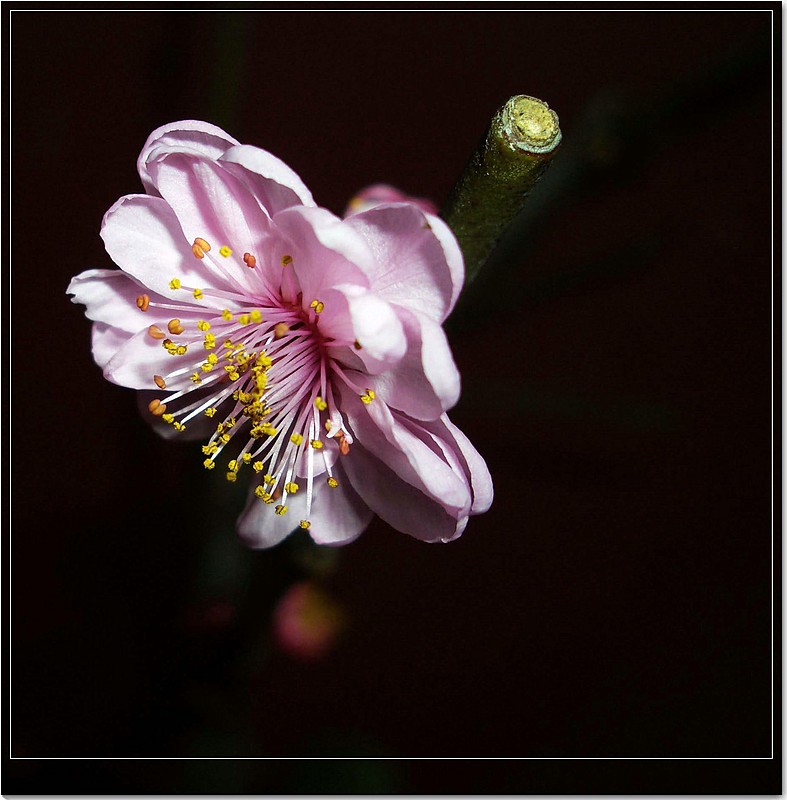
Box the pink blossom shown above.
[67,120,493,547]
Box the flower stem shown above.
[441,95,562,286]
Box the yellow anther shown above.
[201,362,213,373]
[242,453,252,464]
[173,422,186,432]
[148,398,167,416]
[360,391,374,405]
[191,373,202,384]
[136,294,150,312]
[227,459,239,472]
[314,396,327,411]
[274,504,288,516]
[207,353,218,364]
[161,413,175,424]
[193,288,203,300]
[310,439,324,450]
[274,322,289,339]
[257,354,273,369]
[147,325,166,340]
[154,375,166,389]
[226,417,236,428]
[250,309,262,323]
[169,278,181,290]
[299,520,311,530]
[327,476,339,488]
[197,320,211,332]
[225,472,237,482]
[254,486,270,500]
[325,419,333,431]
[204,407,217,418]
[203,334,216,350]
[221,309,233,321]
[281,254,293,266]
[290,433,304,446]
[223,339,235,349]
[263,474,275,485]
[175,345,188,356]
[238,313,250,325]
[284,482,299,494]
[309,299,325,314]
[219,245,232,257]
[228,371,240,381]
[220,433,231,444]
[203,459,215,470]
[253,461,264,473]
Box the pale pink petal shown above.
[342,443,467,542]
[101,194,233,306]
[138,120,239,195]
[101,327,200,390]
[345,203,463,322]
[319,285,406,374]
[145,153,272,295]
[366,306,460,420]
[338,382,471,516]
[91,323,134,369]
[237,466,370,549]
[219,144,315,214]
[344,183,438,217]
[272,205,372,301]
[67,269,151,333]
[430,415,494,515]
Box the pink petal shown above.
[341,442,468,542]
[338,382,471,516]
[367,306,460,420]
[431,415,494,515]
[237,464,372,549]
[272,205,373,301]
[101,194,233,306]
[101,327,200,390]
[145,153,272,295]
[345,203,464,322]
[219,144,315,214]
[67,269,151,333]
[322,285,407,374]
[91,323,134,369]
[137,120,239,195]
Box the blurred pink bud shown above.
[272,581,345,661]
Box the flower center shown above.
[138,237,372,530]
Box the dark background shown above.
[8,7,777,795]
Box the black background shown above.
[8,6,778,795]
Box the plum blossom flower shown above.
[67,120,492,548]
